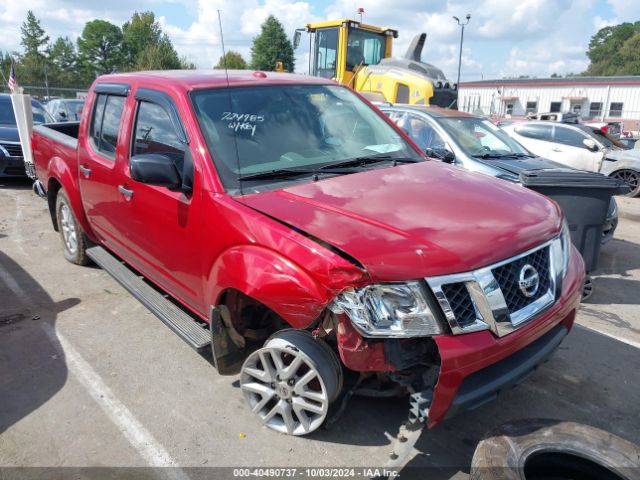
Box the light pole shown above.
[453,14,471,109]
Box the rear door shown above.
[549,125,603,172]
[77,84,129,248]
[111,88,205,313]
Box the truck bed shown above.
[33,122,80,150]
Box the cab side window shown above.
[133,101,185,159]
[132,100,187,177]
[90,94,126,159]
[398,113,445,151]
[553,126,588,148]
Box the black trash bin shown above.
[520,169,629,272]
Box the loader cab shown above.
[303,20,397,85]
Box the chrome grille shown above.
[492,246,551,312]
[440,282,476,328]
[427,241,557,338]
[0,142,23,157]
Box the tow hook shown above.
[32,180,46,198]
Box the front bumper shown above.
[427,247,584,427]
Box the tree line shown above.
[0,11,296,95]
[1,10,194,92]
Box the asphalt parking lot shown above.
[1,177,639,479]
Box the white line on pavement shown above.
[0,262,190,480]
[578,323,640,349]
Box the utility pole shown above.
[453,14,471,109]
[44,63,50,100]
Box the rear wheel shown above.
[611,169,640,197]
[56,191,90,265]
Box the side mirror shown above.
[582,138,599,152]
[57,111,67,120]
[293,30,302,50]
[426,147,455,164]
[130,153,182,190]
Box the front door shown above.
[548,125,603,172]
[112,89,205,314]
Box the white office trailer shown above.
[458,76,640,133]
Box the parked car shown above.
[0,93,54,177]
[45,98,85,122]
[380,105,619,243]
[30,70,584,436]
[502,121,640,197]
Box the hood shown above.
[238,162,562,281]
[0,126,19,143]
[604,148,640,162]
[481,156,566,177]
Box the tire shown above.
[55,190,90,266]
[471,419,640,480]
[610,169,640,197]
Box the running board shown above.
[86,246,211,351]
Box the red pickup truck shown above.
[31,70,584,437]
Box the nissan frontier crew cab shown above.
[30,70,585,436]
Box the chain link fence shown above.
[0,85,88,101]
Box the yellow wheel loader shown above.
[294,19,457,107]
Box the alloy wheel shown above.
[59,204,77,254]
[240,332,341,435]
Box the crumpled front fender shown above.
[206,245,336,328]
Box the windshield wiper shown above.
[237,167,358,182]
[472,152,535,159]
[319,155,421,169]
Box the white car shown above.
[502,121,640,197]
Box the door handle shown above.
[79,165,92,177]
[551,148,562,152]
[118,185,134,200]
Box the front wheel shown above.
[56,190,90,265]
[611,169,640,197]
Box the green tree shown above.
[122,11,162,67]
[250,16,294,72]
[20,10,49,60]
[215,50,247,69]
[48,37,81,86]
[134,35,191,70]
[77,20,124,80]
[585,22,640,75]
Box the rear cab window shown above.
[89,91,127,160]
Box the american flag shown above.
[7,61,17,93]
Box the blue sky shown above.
[0,0,638,81]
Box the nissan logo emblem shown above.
[518,264,540,298]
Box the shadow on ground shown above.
[0,251,79,433]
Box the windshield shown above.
[438,117,531,157]
[0,98,53,126]
[585,128,625,150]
[191,84,421,193]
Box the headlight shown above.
[551,218,572,279]
[331,281,445,337]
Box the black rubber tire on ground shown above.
[611,169,640,197]
[470,419,640,480]
[55,190,91,266]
